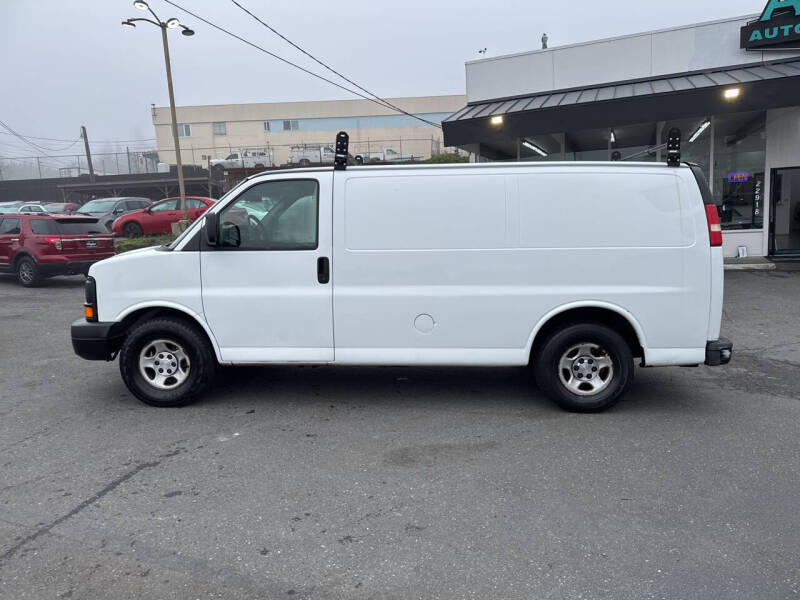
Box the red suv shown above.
[0,214,114,287]
[111,196,214,237]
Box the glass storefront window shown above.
[712,111,766,230]
[501,111,766,231]
[662,118,712,182]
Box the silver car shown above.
[76,197,153,232]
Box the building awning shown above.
[442,59,800,149]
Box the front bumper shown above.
[705,337,733,366]
[71,319,123,361]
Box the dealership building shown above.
[443,6,800,258]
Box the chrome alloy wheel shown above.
[558,343,614,396]
[18,261,34,284]
[138,339,191,390]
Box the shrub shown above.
[115,234,176,254]
[425,153,469,164]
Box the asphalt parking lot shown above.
[0,269,799,599]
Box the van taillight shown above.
[705,205,722,247]
[44,236,62,250]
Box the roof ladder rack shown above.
[666,127,681,167]
[334,131,349,171]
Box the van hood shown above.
[88,245,161,277]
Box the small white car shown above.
[17,203,50,214]
[72,160,731,412]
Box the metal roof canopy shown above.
[442,59,800,148]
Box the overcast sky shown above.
[0,0,760,158]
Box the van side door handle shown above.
[317,256,330,284]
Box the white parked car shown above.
[17,203,50,214]
[354,148,414,164]
[71,160,731,412]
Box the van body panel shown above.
[93,247,203,326]
[199,172,334,362]
[331,165,712,366]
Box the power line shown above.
[162,0,442,129]
[0,131,156,144]
[228,0,442,129]
[0,121,75,164]
[0,120,82,153]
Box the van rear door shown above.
[200,173,333,362]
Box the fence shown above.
[0,137,463,182]
[0,149,160,181]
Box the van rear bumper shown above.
[705,338,733,366]
[71,319,122,361]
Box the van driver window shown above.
[219,179,318,250]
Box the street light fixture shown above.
[122,0,193,226]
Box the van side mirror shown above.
[220,223,241,248]
[205,212,219,246]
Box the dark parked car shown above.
[77,197,153,232]
[0,214,114,287]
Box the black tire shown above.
[16,256,42,287]
[119,317,216,407]
[533,322,633,413]
[299,159,311,166]
[122,222,143,238]
[254,163,265,169]
[354,156,364,165]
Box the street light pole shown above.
[123,1,195,229]
[159,25,187,221]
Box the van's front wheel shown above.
[534,323,633,412]
[119,318,216,407]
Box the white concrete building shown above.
[443,7,800,258]
[152,95,465,169]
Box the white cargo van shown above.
[71,159,731,412]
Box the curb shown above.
[724,259,776,271]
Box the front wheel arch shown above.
[111,306,222,363]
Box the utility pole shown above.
[81,126,95,182]
[122,2,194,227]
[161,25,188,223]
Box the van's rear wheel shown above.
[534,323,633,413]
[119,317,215,407]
